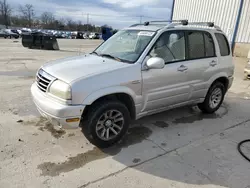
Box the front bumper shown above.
[244,68,250,79]
[31,83,85,129]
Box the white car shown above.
[31,20,234,148]
[89,32,100,39]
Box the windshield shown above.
[94,30,155,63]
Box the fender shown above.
[206,72,229,88]
[82,86,137,105]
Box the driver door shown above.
[141,30,190,112]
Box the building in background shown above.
[172,0,250,57]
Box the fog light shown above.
[66,118,80,123]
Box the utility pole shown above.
[87,13,89,32]
[140,15,143,24]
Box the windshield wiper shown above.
[99,54,122,62]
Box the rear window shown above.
[215,33,230,56]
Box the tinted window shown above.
[187,31,205,59]
[204,33,215,57]
[215,33,230,56]
[149,31,185,63]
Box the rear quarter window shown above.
[204,32,216,57]
[215,33,230,56]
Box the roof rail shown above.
[129,20,188,27]
[129,20,222,31]
[166,21,222,31]
[144,19,188,26]
[129,23,144,27]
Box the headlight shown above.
[49,80,71,100]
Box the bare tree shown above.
[0,0,12,28]
[40,11,54,25]
[65,18,77,31]
[19,4,35,27]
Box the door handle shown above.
[210,60,217,67]
[177,65,188,72]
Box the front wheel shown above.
[198,82,225,114]
[82,101,130,148]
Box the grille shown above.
[36,69,53,92]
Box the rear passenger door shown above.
[184,30,218,100]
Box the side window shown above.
[204,32,216,57]
[215,33,230,56]
[149,31,185,63]
[187,31,205,59]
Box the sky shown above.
[8,0,174,28]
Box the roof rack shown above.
[167,21,222,31]
[129,20,187,27]
[129,20,221,31]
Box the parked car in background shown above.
[11,29,20,35]
[83,33,88,39]
[0,29,6,38]
[54,31,65,39]
[0,29,19,39]
[71,31,77,39]
[76,31,85,39]
[21,28,31,35]
[89,32,100,39]
[17,29,22,35]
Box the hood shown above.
[41,54,131,83]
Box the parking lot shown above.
[0,38,250,188]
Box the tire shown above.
[82,100,130,148]
[198,82,226,114]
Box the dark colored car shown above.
[76,31,85,39]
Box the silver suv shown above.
[31,20,234,148]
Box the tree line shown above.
[0,0,110,32]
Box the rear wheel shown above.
[198,82,225,114]
[82,100,130,148]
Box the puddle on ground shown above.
[172,105,229,124]
[154,121,169,128]
[38,125,152,176]
[38,121,66,139]
[161,143,167,147]
[132,158,141,163]
[22,117,66,139]
[68,133,75,137]
[0,70,36,77]
[38,147,107,177]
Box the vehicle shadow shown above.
[78,101,237,187]
[36,96,249,186]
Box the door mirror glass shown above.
[146,57,165,69]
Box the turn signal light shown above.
[66,118,80,123]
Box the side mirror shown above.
[146,57,165,69]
